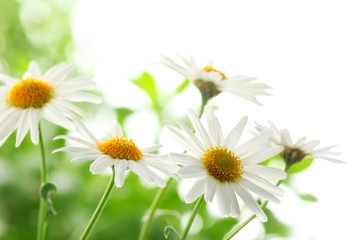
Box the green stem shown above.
[80,168,115,240]
[223,178,285,240]
[138,178,174,240]
[180,196,205,240]
[37,124,48,240]
[199,95,209,117]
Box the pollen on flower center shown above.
[6,78,54,109]
[202,65,227,80]
[201,147,243,182]
[97,136,143,160]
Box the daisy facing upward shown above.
[54,117,179,188]
[0,61,101,147]
[167,106,286,222]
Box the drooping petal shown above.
[114,160,128,188]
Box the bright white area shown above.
[73,0,360,239]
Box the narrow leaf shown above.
[287,157,314,174]
[164,225,180,240]
[40,182,57,216]
[175,79,190,94]
[299,194,318,202]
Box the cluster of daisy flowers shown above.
[0,56,342,239]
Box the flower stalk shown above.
[80,168,115,240]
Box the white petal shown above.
[178,165,208,179]
[0,73,18,85]
[167,127,203,156]
[28,109,41,144]
[176,120,206,151]
[43,63,74,84]
[184,179,206,203]
[294,136,307,147]
[53,135,95,147]
[233,184,267,222]
[242,146,283,165]
[160,55,193,77]
[243,172,284,196]
[53,146,99,155]
[70,154,102,161]
[23,61,42,79]
[114,160,128,188]
[169,153,202,165]
[188,110,212,149]
[16,110,30,147]
[128,160,165,187]
[280,129,293,146]
[223,116,248,149]
[60,92,102,103]
[140,158,179,176]
[70,116,100,143]
[301,140,321,152]
[51,99,87,118]
[226,184,241,217]
[234,130,272,156]
[114,123,123,137]
[239,178,280,203]
[216,184,230,216]
[204,177,218,202]
[90,156,114,173]
[0,110,21,141]
[244,165,287,180]
[312,155,344,163]
[141,144,162,153]
[42,104,75,130]
[204,106,223,146]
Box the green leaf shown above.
[287,157,314,174]
[298,194,318,202]
[263,208,290,237]
[164,225,180,240]
[131,72,160,111]
[40,182,57,216]
[115,107,134,125]
[175,79,190,94]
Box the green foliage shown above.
[164,225,180,240]
[115,107,134,125]
[131,72,161,113]
[41,182,57,216]
[287,157,314,174]
[298,193,318,202]
[263,208,290,237]
[175,79,190,94]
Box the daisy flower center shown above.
[281,147,307,165]
[201,147,243,182]
[97,136,143,160]
[6,78,54,109]
[202,65,227,80]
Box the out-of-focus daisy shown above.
[167,106,285,221]
[255,121,343,166]
[53,117,179,188]
[0,61,101,147]
[160,55,270,105]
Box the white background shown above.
[72,0,359,239]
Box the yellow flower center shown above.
[97,136,143,160]
[6,78,54,109]
[201,147,243,182]
[202,65,227,80]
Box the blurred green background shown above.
[0,1,239,239]
[0,1,305,239]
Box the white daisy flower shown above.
[53,117,179,188]
[160,55,271,105]
[167,106,285,222]
[0,61,102,147]
[255,121,343,165]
